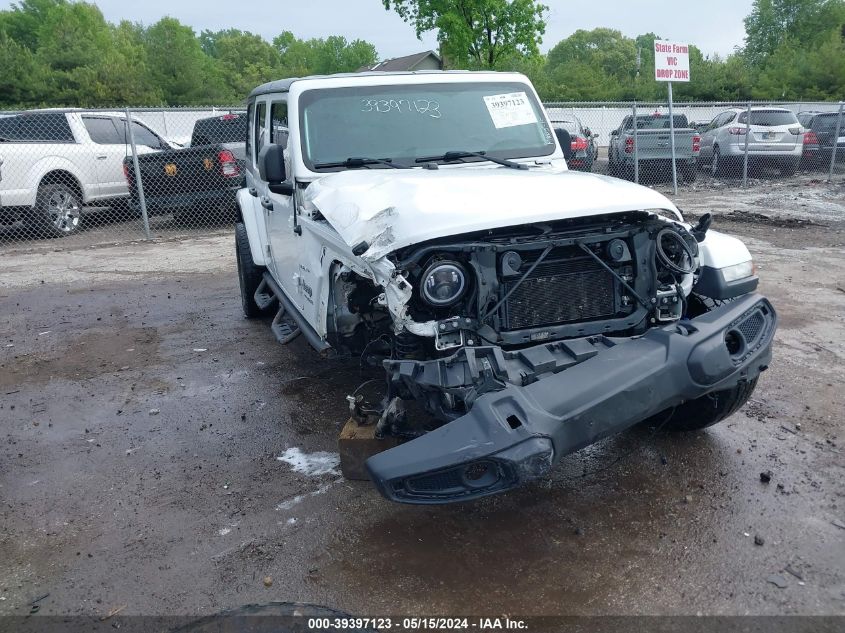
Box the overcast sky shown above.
[1,0,753,59]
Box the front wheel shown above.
[711,146,724,177]
[32,183,82,238]
[235,222,268,318]
[649,378,758,432]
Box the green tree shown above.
[273,31,378,77]
[544,29,638,100]
[0,30,51,105]
[313,35,378,74]
[753,29,845,98]
[744,0,845,65]
[0,0,67,50]
[383,0,547,68]
[144,17,228,104]
[29,2,160,106]
[202,29,282,99]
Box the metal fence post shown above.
[742,101,751,188]
[125,107,151,240]
[668,83,678,195]
[632,101,639,184]
[829,101,844,182]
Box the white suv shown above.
[698,107,803,176]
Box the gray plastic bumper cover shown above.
[366,293,776,504]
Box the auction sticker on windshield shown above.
[483,92,537,128]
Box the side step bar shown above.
[258,272,333,355]
[253,278,276,311]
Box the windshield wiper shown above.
[313,157,407,169]
[414,150,528,170]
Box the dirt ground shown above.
[1,177,844,621]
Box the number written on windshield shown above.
[360,99,441,119]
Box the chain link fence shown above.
[0,106,244,251]
[1,101,843,252]
[546,100,845,191]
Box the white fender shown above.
[236,188,266,266]
[698,229,752,269]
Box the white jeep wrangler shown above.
[235,71,776,504]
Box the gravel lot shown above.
[1,177,843,620]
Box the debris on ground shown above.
[263,576,273,587]
[725,210,824,228]
[100,605,126,621]
[766,574,788,589]
[149,408,160,416]
[760,471,772,483]
[832,519,845,530]
[784,566,804,581]
[754,535,765,546]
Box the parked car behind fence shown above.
[550,115,597,172]
[0,109,173,237]
[698,107,803,176]
[799,111,845,169]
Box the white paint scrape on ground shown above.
[277,447,341,477]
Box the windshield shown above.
[299,82,555,170]
[738,110,798,126]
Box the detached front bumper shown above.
[367,293,776,504]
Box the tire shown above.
[680,163,697,182]
[32,182,82,238]
[235,222,267,318]
[711,145,724,177]
[650,378,759,432]
[607,151,618,176]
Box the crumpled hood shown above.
[304,167,680,261]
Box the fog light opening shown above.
[462,461,500,489]
[725,330,744,356]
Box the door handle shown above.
[248,187,258,197]
[261,196,273,210]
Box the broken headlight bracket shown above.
[435,316,479,351]
[655,287,683,322]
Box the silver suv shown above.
[698,107,803,176]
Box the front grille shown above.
[406,469,464,493]
[738,311,764,345]
[502,257,616,330]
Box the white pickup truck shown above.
[236,71,776,504]
[0,109,174,237]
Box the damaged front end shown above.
[368,294,775,503]
[324,209,775,504]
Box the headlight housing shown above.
[721,260,754,282]
[421,261,468,306]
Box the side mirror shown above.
[258,144,293,195]
[259,144,286,183]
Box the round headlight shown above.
[421,261,468,306]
